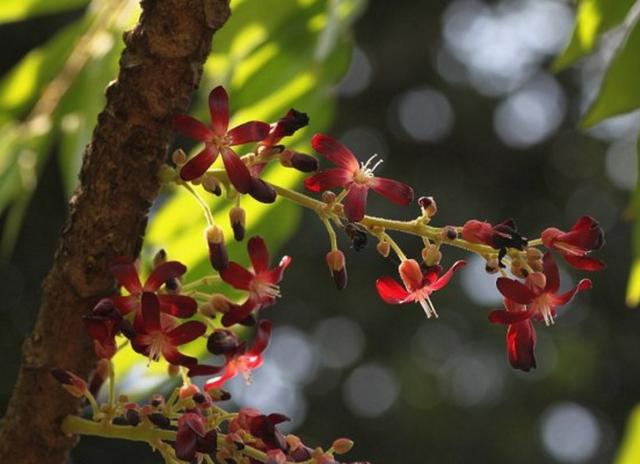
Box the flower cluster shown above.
[53,85,605,463]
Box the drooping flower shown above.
[131,292,206,367]
[541,216,605,271]
[260,108,309,149]
[219,237,291,326]
[304,134,414,222]
[200,320,272,390]
[110,257,197,318]
[376,259,466,318]
[493,252,592,326]
[489,298,537,371]
[462,218,527,250]
[50,368,87,398]
[83,298,135,359]
[174,86,270,193]
[229,407,290,451]
[175,411,217,462]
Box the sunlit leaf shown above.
[616,404,640,464]
[552,0,635,71]
[580,20,640,129]
[0,0,88,24]
[625,136,640,307]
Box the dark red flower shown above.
[260,108,309,149]
[489,253,591,371]
[131,292,206,367]
[376,259,466,318]
[220,237,291,326]
[51,368,87,398]
[175,411,217,462]
[201,320,272,390]
[229,407,290,451]
[462,218,527,250]
[174,86,270,193]
[110,257,197,319]
[304,134,414,222]
[541,216,605,271]
[83,298,134,359]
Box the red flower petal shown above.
[496,278,537,304]
[263,255,292,284]
[188,363,224,377]
[112,295,139,316]
[563,255,605,271]
[111,258,142,294]
[227,121,270,145]
[369,177,414,205]
[506,320,536,371]
[145,261,187,291]
[209,86,229,136]
[303,168,353,192]
[221,147,252,194]
[182,412,206,437]
[542,252,560,294]
[173,115,212,142]
[554,278,592,306]
[248,236,269,273]
[249,320,272,356]
[430,260,466,291]
[158,294,197,318]
[175,425,197,462]
[343,183,369,222]
[163,346,198,367]
[204,363,237,390]
[488,308,532,325]
[141,292,161,331]
[167,321,206,345]
[220,262,254,290]
[311,133,359,171]
[221,298,259,327]
[180,146,217,181]
[376,277,411,304]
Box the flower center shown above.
[533,294,554,326]
[210,133,231,149]
[250,277,281,301]
[146,332,168,363]
[414,289,438,319]
[353,154,384,184]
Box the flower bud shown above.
[208,293,233,314]
[376,240,391,257]
[150,394,165,408]
[421,244,442,267]
[326,250,347,290]
[50,368,87,398]
[179,383,200,399]
[510,259,528,278]
[485,257,499,274]
[172,148,187,166]
[443,226,458,240]
[321,191,336,203]
[249,178,277,204]
[202,172,222,196]
[126,408,141,426]
[526,247,544,261]
[418,196,437,217]
[266,449,287,464]
[280,150,319,172]
[399,259,423,291]
[207,329,241,355]
[229,206,246,242]
[206,225,229,271]
[332,438,354,455]
[153,249,167,268]
[147,412,170,428]
[167,364,180,377]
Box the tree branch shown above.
[0,1,230,462]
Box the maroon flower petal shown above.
[204,364,237,390]
[311,134,359,171]
[249,320,272,356]
[112,295,139,316]
[209,86,229,136]
[563,255,605,271]
[221,298,259,327]
[554,278,592,306]
[430,260,466,291]
[175,425,198,462]
[542,252,560,294]
[141,292,161,331]
[303,168,353,192]
[111,258,142,294]
[167,321,207,346]
[488,308,532,325]
[227,121,270,145]
[263,255,292,284]
[158,294,197,318]
[369,177,414,205]
[163,347,198,367]
[188,363,225,377]
[182,412,206,437]
[221,146,252,194]
[248,236,270,273]
[376,277,411,304]
[173,115,212,142]
[220,262,254,290]
[180,146,217,181]
[496,278,537,304]
[343,183,369,222]
[506,320,536,371]
[145,261,187,291]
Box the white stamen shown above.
[417,296,439,319]
[359,154,384,176]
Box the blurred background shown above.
[1,0,640,463]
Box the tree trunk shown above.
[0,1,230,462]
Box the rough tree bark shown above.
[0,1,230,462]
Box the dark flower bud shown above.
[51,368,87,398]
[249,177,277,204]
[202,172,222,196]
[147,413,170,428]
[326,250,347,290]
[280,150,319,172]
[418,196,437,217]
[153,249,167,268]
[112,416,129,426]
[126,409,141,426]
[207,329,241,356]
[229,206,246,241]
[444,226,458,240]
[206,225,229,271]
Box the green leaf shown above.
[616,404,640,463]
[625,136,640,307]
[580,20,640,129]
[0,0,89,24]
[552,0,635,71]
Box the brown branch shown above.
[0,1,230,463]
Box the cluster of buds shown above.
[52,85,605,463]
